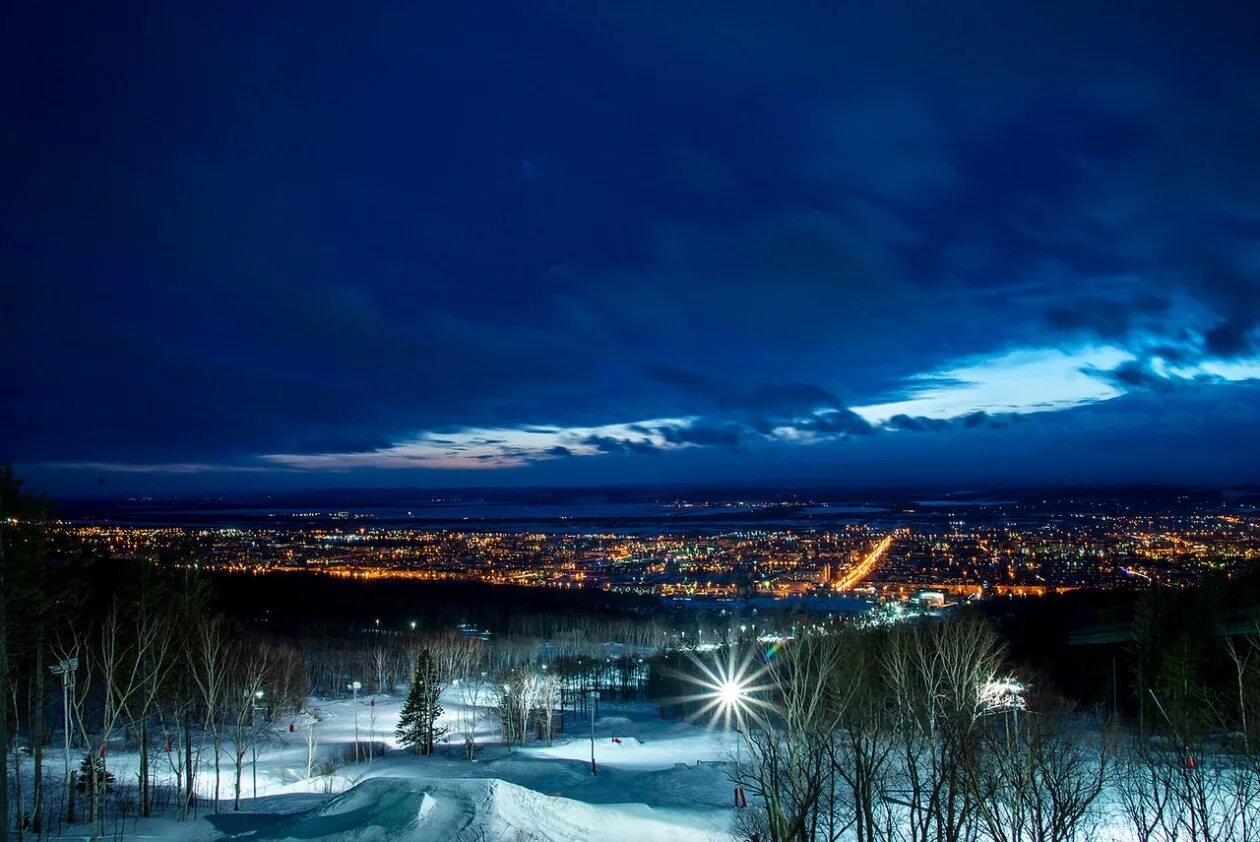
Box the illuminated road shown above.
[834,534,894,592]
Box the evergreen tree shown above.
[75,754,115,794]
[396,649,446,755]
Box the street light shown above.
[588,690,599,776]
[251,690,265,799]
[49,657,78,820]
[347,681,362,762]
[303,711,319,778]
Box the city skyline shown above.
[6,3,1260,494]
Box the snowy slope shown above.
[15,692,739,841]
[230,776,727,841]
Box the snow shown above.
[247,776,727,841]
[22,691,741,841]
[23,690,1184,841]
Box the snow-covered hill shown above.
[236,775,725,841]
[22,692,740,841]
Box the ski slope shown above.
[24,692,741,841]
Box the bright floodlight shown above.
[979,676,1027,713]
[718,680,745,707]
[675,645,776,731]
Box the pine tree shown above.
[75,754,115,794]
[396,649,446,755]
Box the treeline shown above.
[206,570,660,636]
[0,470,668,840]
[1,470,312,839]
[710,612,1260,842]
[976,571,1260,719]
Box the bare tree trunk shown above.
[183,714,195,819]
[193,618,231,814]
[8,685,21,842]
[31,642,43,834]
[233,754,243,811]
[138,721,149,817]
[1,490,9,842]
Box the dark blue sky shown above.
[6,2,1260,494]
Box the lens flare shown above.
[718,680,745,707]
[674,645,777,730]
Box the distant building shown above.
[914,590,946,608]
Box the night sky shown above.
[6,3,1260,494]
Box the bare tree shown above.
[124,601,176,819]
[54,603,164,841]
[228,648,271,811]
[970,706,1109,842]
[729,636,849,842]
[370,646,390,695]
[1114,739,1181,842]
[191,617,232,812]
[829,627,897,842]
[534,671,562,745]
[301,705,321,778]
[881,617,1004,842]
[454,677,486,760]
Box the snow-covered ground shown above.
[30,691,743,841]
[23,690,1214,840]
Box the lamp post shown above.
[303,711,318,779]
[347,681,362,762]
[49,657,78,820]
[503,683,513,750]
[250,690,264,799]
[588,690,598,775]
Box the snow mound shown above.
[607,736,644,747]
[248,775,725,841]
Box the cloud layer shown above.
[5,2,1260,491]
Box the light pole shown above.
[303,712,318,779]
[347,681,362,762]
[49,657,78,820]
[251,690,264,799]
[588,689,598,775]
[503,683,513,750]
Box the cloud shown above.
[8,2,1260,492]
[657,423,745,447]
[854,346,1133,424]
[580,435,664,456]
[791,409,875,437]
[42,461,278,475]
[885,414,950,432]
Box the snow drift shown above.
[247,775,726,841]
